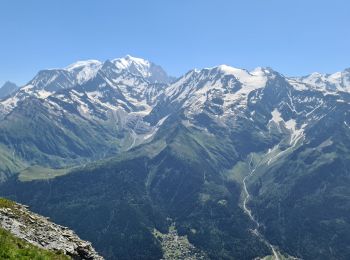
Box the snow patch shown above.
[37,90,52,99]
[268,109,306,146]
[270,109,283,124]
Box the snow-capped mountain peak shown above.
[200,65,275,87]
[20,55,172,96]
[0,56,173,115]
[217,64,247,74]
[214,65,271,88]
[112,55,151,78]
[65,60,103,85]
[160,65,272,119]
[112,55,173,83]
[65,59,102,71]
[295,68,350,92]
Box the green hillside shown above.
[0,227,70,260]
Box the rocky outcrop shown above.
[0,199,103,259]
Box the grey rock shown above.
[0,202,103,259]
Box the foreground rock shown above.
[0,198,103,259]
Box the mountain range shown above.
[0,55,349,259]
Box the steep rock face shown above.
[0,199,103,260]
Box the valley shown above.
[0,56,349,259]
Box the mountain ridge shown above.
[0,57,349,259]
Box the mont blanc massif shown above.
[0,55,349,260]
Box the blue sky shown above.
[0,0,349,86]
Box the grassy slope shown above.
[0,145,26,181]
[0,227,70,260]
[18,166,71,182]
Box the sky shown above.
[0,0,349,86]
